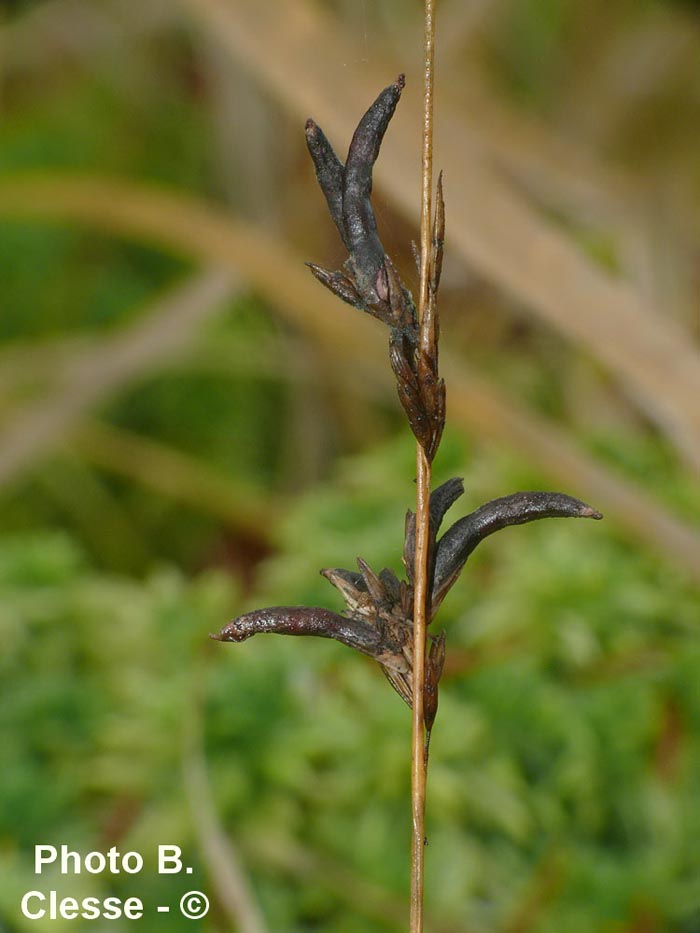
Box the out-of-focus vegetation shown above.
[1,0,699,930]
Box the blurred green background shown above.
[1,0,699,930]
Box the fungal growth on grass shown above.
[212,76,602,731]
[305,74,445,461]
[212,479,601,725]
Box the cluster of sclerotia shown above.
[212,76,602,727]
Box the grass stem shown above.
[410,2,437,929]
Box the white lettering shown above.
[123,897,143,919]
[102,897,122,920]
[105,846,120,873]
[34,847,56,873]
[20,890,145,920]
[34,845,143,875]
[61,848,81,874]
[158,845,182,874]
[81,897,100,920]
[84,852,106,874]
[21,891,45,920]
[59,896,79,920]
[122,851,142,874]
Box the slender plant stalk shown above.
[410,2,437,930]
[212,8,603,928]
[410,447,431,932]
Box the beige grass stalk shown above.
[410,1,437,929]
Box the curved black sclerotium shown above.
[431,492,603,614]
[212,606,409,673]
